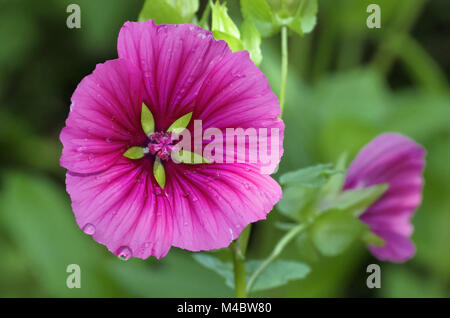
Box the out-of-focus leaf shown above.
[240,0,278,37]
[279,163,335,187]
[277,186,317,221]
[192,253,234,289]
[277,164,338,221]
[362,230,385,247]
[109,251,231,297]
[310,209,365,256]
[318,183,388,216]
[247,260,310,292]
[193,254,310,292]
[287,0,318,35]
[138,0,185,24]
[0,172,115,297]
[295,233,321,263]
[165,0,199,22]
[241,18,262,65]
[381,266,449,298]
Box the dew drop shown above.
[82,223,96,235]
[116,246,132,261]
[105,138,112,143]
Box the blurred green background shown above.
[0,0,448,297]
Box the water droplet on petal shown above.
[82,223,96,235]
[117,246,132,261]
[105,138,112,143]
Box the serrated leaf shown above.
[167,112,193,134]
[310,209,364,256]
[247,260,310,292]
[171,150,211,164]
[211,1,240,39]
[123,146,145,160]
[138,0,185,24]
[153,158,166,189]
[241,18,262,65]
[141,103,155,136]
[319,183,388,216]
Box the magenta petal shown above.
[367,230,415,262]
[344,133,426,262]
[117,21,284,173]
[165,163,282,251]
[60,59,146,174]
[117,21,230,130]
[61,21,285,260]
[66,158,173,259]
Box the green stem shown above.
[231,241,248,298]
[246,224,306,294]
[279,26,288,116]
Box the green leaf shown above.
[241,0,277,37]
[247,260,310,292]
[319,183,388,216]
[277,164,338,222]
[241,18,263,65]
[310,209,365,256]
[287,0,318,35]
[212,31,243,52]
[172,150,211,164]
[165,0,199,22]
[153,158,166,189]
[192,254,234,289]
[0,172,111,296]
[138,0,185,24]
[211,1,241,39]
[295,233,321,263]
[277,186,318,221]
[279,163,336,188]
[362,230,385,247]
[319,153,348,198]
[167,112,193,134]
[193,254,310,292]
[123,146,145,160]
[241,0,273,22]
[141,103,155,136]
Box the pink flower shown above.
[344,133,426,262]
[59,21,284,260]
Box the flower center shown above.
[147,131,176,161]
